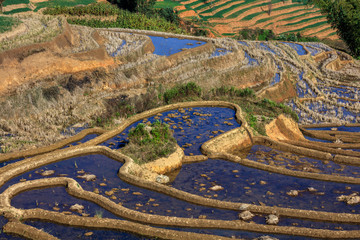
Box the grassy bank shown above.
[0,16,20,33]
[95,82,298,136]
[44,3,186,34]
[121,120,177,164]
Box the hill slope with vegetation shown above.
[157,0,337,40]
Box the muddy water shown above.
[245,145,360,177]
[24,220,156,240]
[1,101,359,240]
[282,42,307,55]
[101,107,241,155]
[171,159,359,214]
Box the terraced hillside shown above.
[169,0,337,39]
[1,0,96,14]
[0,12,360,240]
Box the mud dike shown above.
[0,21,360,239]
[0,101,359,240]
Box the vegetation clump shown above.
[121,120,177,164]
[43,2,121,16]
[96,82,299,137]
[163,82,202,104]
[44,2,185,34]
[236,28,319,42]
[312,0,360,58]
[0,16,20,33]
[207,86,298,135]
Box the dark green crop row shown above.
[3,7,31,15]
[2,0,29,7]
[43,3,120,16]
[67,15,185,34]
[44,3,185,34]
[0,16,20,33]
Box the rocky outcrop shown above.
[143,145,184,175]
[265,114,305,141]
[202,127,252,155]
[124,144,184,182]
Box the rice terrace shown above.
[0,0,359,239]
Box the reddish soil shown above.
[0,23,116,95]
[178,0,338,39]
[179,10,198,18]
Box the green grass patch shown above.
[235,28,319,42]
[44,3,185,34]
[255,9,312,24]
[242,3,305,21]
[237,98,298,135]
[284,20,328,33]
[193,0,223,11]
[226,0,284,19]
[207,86,298,135]
[3,0,29,7]
[279,9,320,22]
[43,2,121,16]
[202,0,254,20]
[222,33,236,36]
[67,16,184,34]
[121,120,177,164]
[313,26,332,33]
[201,0,244,15]
[0,16,20,33]
[34,0,96,12]
[95,82,299,137]
[284,15,325,26]
[3,7,31,15]
[184,0,206,9]
[153,0,181,9]
[162,82,202,104]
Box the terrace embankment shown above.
[2,101,360,239]
[0,15,359,155]
[0,16,116,96]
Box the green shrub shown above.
[0,16,20,33]
[34,0,96,11]
[211,86,255,98]
[236,28,319,42]
[163,82,202,104]
[3,0,29,6]
[121,120,177,164]
[43,3,121,16]
[3,7,31,15]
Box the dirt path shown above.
[201,0,244,17]
[315,28,338,40]
[253,8,320,28]
[275,18,328,33]
[197,0,235,14]
[210,1,294,23]
[180,0,199,6]
[222,0,269,19]
[302,24,337,38]
[2,4,28,12]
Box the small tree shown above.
[268,0,272,15]
[312,0,360,57]
[0,0,5,13]
[116,0,156,13]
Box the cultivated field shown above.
[163,0,338,39]
[1,0,96,14]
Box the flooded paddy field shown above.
[1,105,359,239]
[0,32,360,240]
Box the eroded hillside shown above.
[0,14,358,152]
[0,12,360,240]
